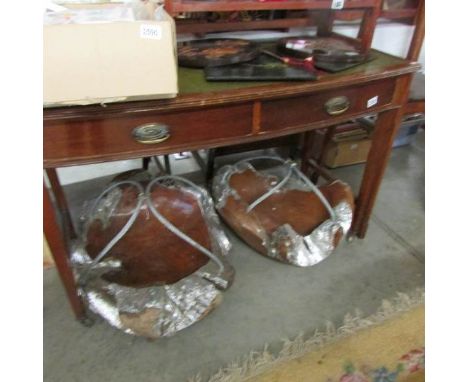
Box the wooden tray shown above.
[277,36,367,62]
[178,38,259,68]
[204,54,317,81]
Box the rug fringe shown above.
[187,288,424,382]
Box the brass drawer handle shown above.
[325,96,350,116]
[132,123,170,144]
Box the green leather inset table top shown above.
[178,50,407,95]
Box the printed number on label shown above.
[367,96,379,108]
[331,0,345,9]
[140,24,162,40]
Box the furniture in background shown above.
[167,0,383,54]
[380,0,424,115]
[402,0,424,116]
[381,0,421,22]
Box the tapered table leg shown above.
[43,181,86,321]
[352,109,404,237]
[300,131,313,175]
[351,74,413,238]
[45,168,76,240]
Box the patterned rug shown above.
[190,289,424,382]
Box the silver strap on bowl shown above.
[235,156,337,222]
[146,175,226,275]
[79,180,145,286]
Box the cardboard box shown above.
[392,114,424,148]
[323,127,372,168]
[44,18,178,106]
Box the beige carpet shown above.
[190,289,424,382]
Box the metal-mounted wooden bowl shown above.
[85,178,212,288]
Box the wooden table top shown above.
[177,49,410,94]
[44,49,419,122]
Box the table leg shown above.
[191,150,207,173]
[142,157,150,170]
[43,181,87,321]
[312,126,336,183]
[301,127,334,181]
[205,149,216,183]
[351,109,404,238]
[352,74,413,238]
[300,131,316,175]
[45,168,76,240]
[164,155,172,174]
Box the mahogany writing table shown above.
[44,49,419,322]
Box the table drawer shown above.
[44,104,253,166]
[260,79,395,132]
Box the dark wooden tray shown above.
[178,38,259,68]
[277,36,367,63]
[204,54,317,81]
[315,53,375,73]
